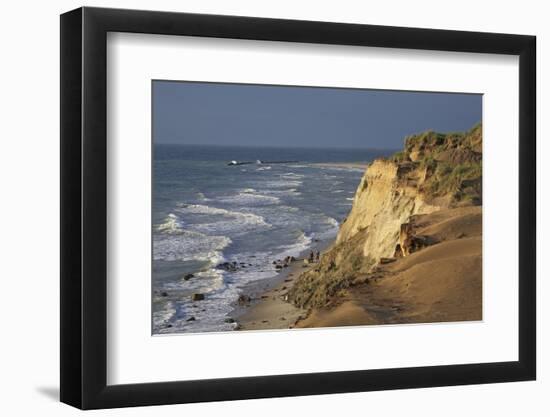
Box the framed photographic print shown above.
[60,7,536,409]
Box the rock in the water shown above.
[224,318,235,323]
[191,293,205,301]
[186,316,196,322]
[161,291,168,297]
[217,262,238,272]
[183,273,194,281]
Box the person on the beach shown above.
[316,251,320,262]
[309,251,314,263]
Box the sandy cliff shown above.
[289,123,482,317]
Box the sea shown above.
[152,145,394,334]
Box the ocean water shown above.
[152,145,394,334]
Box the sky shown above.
[153,81,482,149]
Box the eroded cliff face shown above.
[336,159,439,261]
[289,124,482,309]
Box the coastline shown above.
[232,238,334,331]
[230,160,373,330]
[230,161,368,331]
[233,205,482,331]
[155,126,482,333]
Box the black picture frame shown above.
[60,6,536,410]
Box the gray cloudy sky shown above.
[153,81,481,149]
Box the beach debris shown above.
[183,273,194,281]
[191,293,205,301]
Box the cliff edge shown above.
[289,123,482,311]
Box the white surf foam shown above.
[153,227,231,263]
[218,191,280,206]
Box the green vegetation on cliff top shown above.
[392,122,482,204]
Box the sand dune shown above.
[296,206,482,328]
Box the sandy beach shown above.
[232,242,333,331]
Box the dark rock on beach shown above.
[216,261,240,272]
[237,294,251,305]
[191,293,205,301]
[186,316,196,322]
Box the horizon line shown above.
[153,143,400,151]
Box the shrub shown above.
[392,150,410,163]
